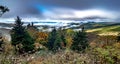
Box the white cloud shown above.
[42,8,117,19]
[0,8,118,27]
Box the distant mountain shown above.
[81,22,120,29]
[0,21,120,40]
[0,21,120,30]
[0,23,13,27]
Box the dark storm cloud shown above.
[32,0,120,10]
[0,0,120,20]
[30,0,120,10]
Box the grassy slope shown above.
[86,25,120,36]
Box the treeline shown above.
[82,22,120,29]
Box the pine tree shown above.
[47,28,64,51]
[11,16,34,53]
[71,31,88,51]
[54,31,63,51]
[47,28,57,50]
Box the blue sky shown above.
[0,0,120,24]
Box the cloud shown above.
[0,0,120,18]
[41,8,117,20]
[0,0,120,24]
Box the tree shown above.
[54,31,63,51]
[0,5,9,17]
[47,28,57,50]
[35,32,48,50]
[65,29,75,49]
[0,5,9,43]
[61,32,66,48]
[11,16,34,53]
[47,28,64,51]
[0,5,9,51]
[59,29,66,48]
[35,32,48,45]
[71,31,88,51]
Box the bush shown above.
[91,45,120,64]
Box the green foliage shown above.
[61,31,66,47]
[1,59,12,64]
[54,31,63,50]
[11,17,25,46]
[71,31,88,51]
[46,29,76,51]
[92,46,120,64]
[21,31,34,52]
[65,29,75,49]
[86,25,120,35]
[47,28,57,50]
[110,26,120,31]
[11,16,34,53]
[47,28,65,51]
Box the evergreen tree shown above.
[11,16,34,53]
[47,28,63,51]
[54,31,63,51]
[71,31,88,51]
[47,28,57,50]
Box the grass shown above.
[28,51,92,64]
[110,26,120,31]
[28,45,120,64]
[86,25,120,35]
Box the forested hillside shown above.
[0,1,120,64]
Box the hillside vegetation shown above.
[0,5,120,64]
[86,25,120,36]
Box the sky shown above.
[0,0,120,25]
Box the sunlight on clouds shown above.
[0,7,118,26]
[74,10,113,18]
[42,8,117,19]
